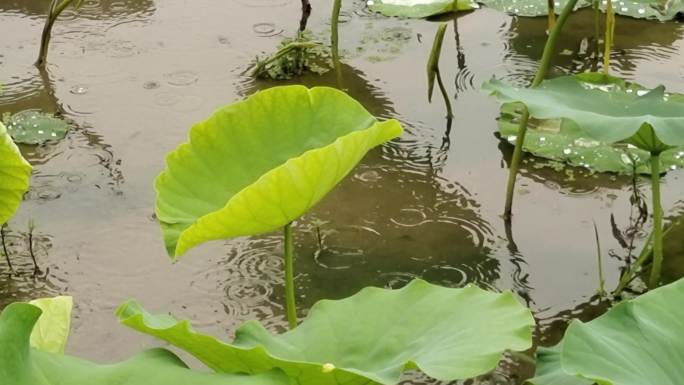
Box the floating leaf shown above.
[478,0,589,16]
[28,296,73,354]
[4,109,68,145]
[368,0,475,18]
[484,72,684,157]
[598,0,684,21]
[0,121,32,225]
[155,86,402,257]
[498,102,684,175]
[528,277,684,385]
[117,279,534,385]
[0,303,291,385]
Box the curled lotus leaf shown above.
[0,302,291,385]
[155,85,402,258]
[483,73,684,156]
[527,277,684,385]
[28,296,73,354]
[117,279,534,385]
[368,0,475,18]
[0,121,32,225]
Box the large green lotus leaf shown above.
[478,0,589,17]
[524,345,592,385]
[155,85,402,257]
[0,121,32,225]
[117,279,534,385]
[28,296,73,354]
[557,277,684,385]
[483,73,684,151]
[5,109,69,145]
[367,0,475,18]
[498,102,684,175]
[0,303,291,385]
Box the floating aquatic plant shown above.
[118,279,534,385]
[0,300,290,385]
[154,86,402,328]
[252,35,330,80]
[495,74,684,175]
[526,277,684,385]
[367,0,475,18]
[4,109,69,145]
[483,72,684,288]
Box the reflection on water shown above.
[1,0,684,382]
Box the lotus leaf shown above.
[0,121,32,225]
[498,102,684,175]
[28,296,73,353]
[155,85,402,257]
[527,277,684,385]
[5,109,69,145]
[525,346,592,385]
[117,279,534,385]
[483,73,684,153]
[0,302,291,385]
[368,0,475,18]
[597,0,684,21]
[478,0,589,17]
[478,0,682,19]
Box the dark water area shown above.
[1,0,683,383]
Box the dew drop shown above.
[637,8,645,13]
[563,148,572,155]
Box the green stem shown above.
[331,0,341,63]
[648,153,663,289]
[435,68,453,120]
[283,223,298,329]
[251,41,318,77]
[503,0,578,218]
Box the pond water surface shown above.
[1,1,683,383]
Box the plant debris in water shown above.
[252,33,332,80]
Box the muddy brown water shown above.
[1,0,683,383]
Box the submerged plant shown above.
[427,23,453,120]
[527,277,684,385]
[0,297,290,385]
[154,86,402,328]
[36,0,82,67]
[118,279,534,385]
[483,73,684,289]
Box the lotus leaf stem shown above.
[283,223,298,329]
[1,224,13,273]
[37,0,76,67]
[504,0,579,219]
[435,69,453,120]
[648,153,663,289]
[299,0,312,33]
[546,0,556,31]
[603,0,615,75]
[331,0,342,63]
